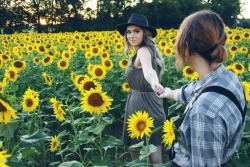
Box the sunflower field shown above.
[0,26,249,167]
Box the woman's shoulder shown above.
[137,46,152,57]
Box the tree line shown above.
[0,0,248,34]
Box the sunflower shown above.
[85,51,93,59]
[233,62,245,75]
[242,31,250,40]
[226,65,238,76]
[4,67,19,82]
[36,44,47,54]
[90,65,107,80]
[50,136,60,152]
[242,82,250,102]
[119,59,129,69]
[100,51,110,60]
[158,40,167,50]
[102,59,113,70]
[229,45,238,54]
[0,82,5,94]
[163,47,174,57]
[122,82,130,93]
[50,97,65,121]
[0,150,11,167]
[162,118,176,147]
[26,45,34,53]
[42,72,53,86]
[11,60,26,72]
[77,76,102,94]
[127,110,154,139]
[182,66,195,79]
[42,56,54,66]
[115,42,124,53]
[0,98,18,123]
[80,88,113,115]
[62,50,72,60]
[90,46,100,56]
[22,88,40,112]
[33,57,40,65]
[87,64,95,74]
[73,74,87,87]
[57,59,70,70]
[67,45,77,54]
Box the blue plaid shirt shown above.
[173,64,246,167]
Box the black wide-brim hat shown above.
[116,14,157,38]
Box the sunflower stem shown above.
[68,106,83,163]
[146,136,150,167]
[98,114,103,159]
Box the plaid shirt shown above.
[173,64,246,167]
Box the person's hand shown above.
[152,83,165,96]
[157,87,171,98]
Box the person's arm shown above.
[137,47,164,93]
[158,87,181,102]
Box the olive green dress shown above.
[123,49,166,146]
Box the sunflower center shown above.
[231,46,237,51]
[60,61,66,67]
[122,60,128,66]
[84,81,96,91]
[39,46,45,52]
[136,121,146,132]
[64,53,70,58]
[9,71,15,78]
[92,48,98,54]
[104,60,111,67]
[235,64,242,70]
[26,98,34,107]
[102,53,107,58]
[46,76,51,82]
[44,57,51,63]
[186,68,193,74]
[14,61,23,68]
[0,102,7,112]
[88,93,104,107]
[52,141,57,148]
[95,68,103,76]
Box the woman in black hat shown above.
[117,14,166,164]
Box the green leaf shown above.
[58,161,84,167]
[139,144,157,160]
[0,121,19,138]
[20,130,50,144]
[103,136,122,146]
[86,122,109,135]
[128,141,144,152]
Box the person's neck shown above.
[193,57,221,79]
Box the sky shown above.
[86,0,250,19]
[240,0,250,18]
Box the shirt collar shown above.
[194,64,226,92]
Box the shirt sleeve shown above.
[188,107,227,167]
[178,82,197,105]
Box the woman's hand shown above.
[153,83,165,96]
[157,87,172,98]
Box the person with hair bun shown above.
[157,10,246,167]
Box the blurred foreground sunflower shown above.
[162,118,176,147]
